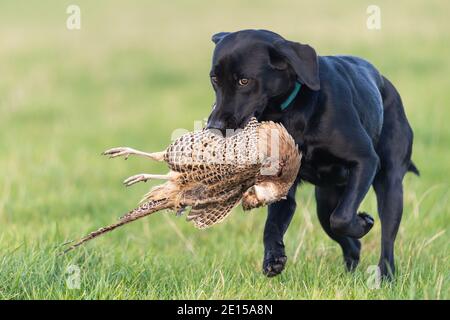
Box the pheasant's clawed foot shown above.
[123,174,153,186]
[103,147,139,160]
[103,147,166,161]
[123,173,172,187]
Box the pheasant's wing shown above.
[180,163,259,187]
[256,121,301,197]
[187,192,242,229]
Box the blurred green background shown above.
[0,0,448,299]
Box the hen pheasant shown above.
[64,118,301,253]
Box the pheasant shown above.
[64,118,301,253]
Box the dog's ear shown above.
[270,40,320,91]
[212,32,231,44]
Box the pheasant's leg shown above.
[123,173,172,186]
[102,147,165,161]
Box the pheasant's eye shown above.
[211,76,218,84]
[238,78,249,86]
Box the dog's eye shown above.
[238,78,249,86]
[211,76,218,84]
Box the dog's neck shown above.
[261,85,320,149]
[279,82,302,110]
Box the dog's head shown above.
[206,29,320,134]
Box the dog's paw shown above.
[379,259,395,282]
[262,255,287,277]
[343,239,361,272]
[331,212,374,238]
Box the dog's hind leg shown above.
[315,186,361,271]
[373,75,414,280]
[373,169,405,280]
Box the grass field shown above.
[0,0,448,299]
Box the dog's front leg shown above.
[330,153,379,239]
[262,181,298,277]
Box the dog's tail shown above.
[408,161,420,176]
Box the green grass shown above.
[0,0,449,299]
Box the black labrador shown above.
[206,29,418,280]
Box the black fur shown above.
[207,30,417,280]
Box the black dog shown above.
[206,30,418,280]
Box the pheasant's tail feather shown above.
[63,198,171,254]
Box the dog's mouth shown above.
[206,101,267,136]
[237,116,254,130]
[236,111,262,130]
[207,116,257,138]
